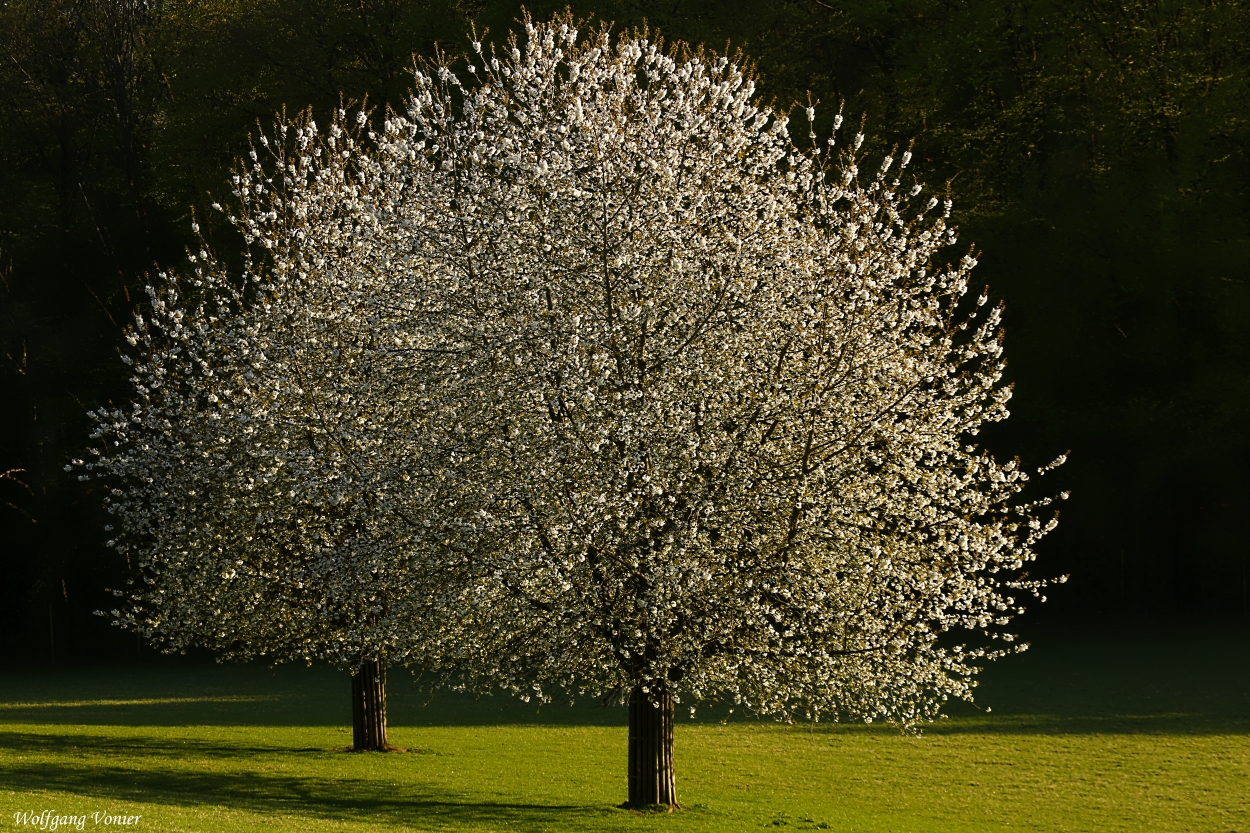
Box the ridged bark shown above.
[350,658,388,751]
[627,685,678,809]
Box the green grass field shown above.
[1,627,1247,832]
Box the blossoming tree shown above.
[79,108,461,751]
[383,17,1065,807]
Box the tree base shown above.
[351,658,389,751]
[617,802,680,813]
[627,685,678,808]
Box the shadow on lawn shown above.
[0,729,338,758]
[0,733,613,832]
[922,711,1250,736]
[5,696,1247,736]
[0,664,632,728]
[0,692,631,730]
[2,625,1247,735]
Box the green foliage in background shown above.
[2,0,1249,661]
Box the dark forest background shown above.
[2,0,1248,665]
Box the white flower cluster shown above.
[80,15,1064,727]
[78,108,460,667]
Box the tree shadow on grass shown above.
[0,731,614,832]
[0,665,630,728]
[3,626,1247,737]
[0,729,341,758]
[924,711,1250,736]
[0,694,631,730]
[4,688,1248,737]
[0,697,300,728]
[689,705,1250,737]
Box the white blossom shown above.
[380,17,1065,728]
[79,109,461,670]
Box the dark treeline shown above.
[2,0,1248,664]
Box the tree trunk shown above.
[627,685,678,809]
[350,658,388,751]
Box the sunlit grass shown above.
[1,627,1247,832]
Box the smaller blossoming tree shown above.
[79,108,461,750]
